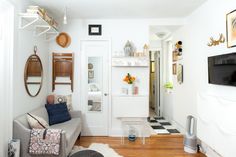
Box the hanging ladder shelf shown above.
[19,13,59,41]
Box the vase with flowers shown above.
[123,73,136,95]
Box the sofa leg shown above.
[77,133,81,140]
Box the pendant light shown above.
[63,7,67,25]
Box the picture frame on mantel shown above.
[226,9,236,48]
[88,24,102,36]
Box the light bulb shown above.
[63,7,67,25]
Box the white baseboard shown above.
[171,119,185,134]
[109,128,123,137]
[199,141,223,157]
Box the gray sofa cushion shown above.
[50,117,81,147]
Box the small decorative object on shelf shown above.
[123,73,136,84]
[143,44,149,57]
[133,86,139,95]
[124,41,135,57]
[123,73,136,95]
[207,33,225,47]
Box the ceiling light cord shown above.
[63,7,67,25]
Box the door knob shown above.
[104,93,108,96]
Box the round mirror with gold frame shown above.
[24,47,43,97]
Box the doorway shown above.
[81,40,110,136]
[149,51,161,117]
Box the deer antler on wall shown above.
[207,33,225,47]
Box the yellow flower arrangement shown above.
[123,73,136,84]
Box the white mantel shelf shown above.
[113,94,148,97]
[112,56,149,67]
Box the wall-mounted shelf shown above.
[113,94,148,97]
[112,57,149,67]
[19,13,59,41]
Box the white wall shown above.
[0,1,14,156]
[10,0,50,117]
[49,18,185,135]
[172,0,236,156]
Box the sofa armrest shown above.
[13,120,68,157]
[13,120,31,157]
[69,110,82,119]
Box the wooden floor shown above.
[76,135,206,157]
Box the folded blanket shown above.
[29,128,62,155]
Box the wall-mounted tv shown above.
[208,53,236,86]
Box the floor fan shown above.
[184,115,197,153]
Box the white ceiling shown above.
[29,0,206,19]
[149,25,181,40]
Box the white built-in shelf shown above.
[112,56,149,67]
[113,94,148,97]
[19,13,59,41]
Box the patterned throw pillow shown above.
[27,113,49,129]
[54,94,72,111]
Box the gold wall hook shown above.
[34,46,37,54]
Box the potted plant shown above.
[123,73,136,95]
[164,82,173,93]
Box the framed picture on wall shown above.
[173,63,177,75]
[88,70,94,79]
[173,51,178,61]
[88,24,102,36]
[177,64,183,84]
[226,9,236,48]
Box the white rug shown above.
[70,143,123,157]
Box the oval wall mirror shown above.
[24,47,43,97]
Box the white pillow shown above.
[54,94,72,111]
[27,113,49,129]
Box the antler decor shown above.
[207,33,225,47]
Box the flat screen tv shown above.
[208,53,236,86]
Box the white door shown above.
[81,40,110,136]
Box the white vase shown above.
[128,84,134,95]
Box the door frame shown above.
[80,38,112,136]
[155,51,161,116]
[149,48,163,117]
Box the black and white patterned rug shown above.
[148,117,181,135]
